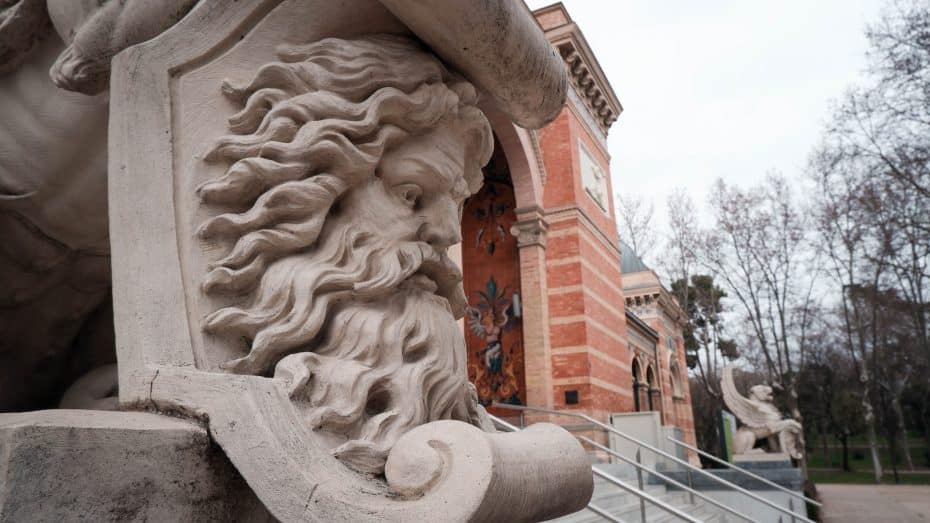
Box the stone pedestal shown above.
[652,455,806,523]
[733,452,792,463]
[654,455,802,491]
[730,454,803,491]
[0,410,273,522]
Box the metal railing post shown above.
[577,435,754,523]
[664,434,821,509]
[491,403,817,523]
[635,449,646,523]
[789,497,796,523]
[686,467,694,504]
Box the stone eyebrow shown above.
[405,155,461,188]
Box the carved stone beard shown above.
[275,285,474,474]
[205,198,489,474]
[206,205,468,377]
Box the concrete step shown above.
[552,472,741,523]
[589,484,668,505]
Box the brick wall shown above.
[535,105,633,422]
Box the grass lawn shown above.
[810,469,930,485]
[806,443,929,470]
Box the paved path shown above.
[819,484,930,523]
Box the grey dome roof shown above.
[619,239,650,274]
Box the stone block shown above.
[0,410,273,522]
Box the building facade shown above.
[454,2,698,450]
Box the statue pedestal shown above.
[653,455,805,522]
[730,454,802,491]
[0,410,273,522]
[733,452,792,464]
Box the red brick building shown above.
[454,3,697,449]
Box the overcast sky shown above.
[526,0,885,240]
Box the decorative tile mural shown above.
[461,142,526,408]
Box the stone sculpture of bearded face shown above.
[197,35,493,474]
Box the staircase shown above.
[489,403,818,523]
[551,470,730,523]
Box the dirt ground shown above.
[819,484,930,523]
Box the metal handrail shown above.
[665,435,822,508]
[492,403,814,523]
[490,414,521,432]
[584,503,626,523]
[577,435,753,523]
[592,468,701,523]
[489,414,698,523]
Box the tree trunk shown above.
[840,432,850,472]
[881,388,900,484]
[922,393,930,467]
[791,404,809,479]
[821,425,831,468]
[891,395,915,471]
[924,424,930,468]
[862,398,884,483]
[858,361,883,483]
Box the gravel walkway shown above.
[819,484,930,523]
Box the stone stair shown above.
[550,472,730,523]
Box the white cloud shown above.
[526,0,884,234]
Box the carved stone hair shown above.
[198,35,492,374]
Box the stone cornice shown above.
[533,4,623,136]
[626,310,659,341]
[623,282,687,328]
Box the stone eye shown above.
[394,183,422,208]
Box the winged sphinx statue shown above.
[721,365,803,459]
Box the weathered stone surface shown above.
[2,1,589,521]
[0,410,274,522]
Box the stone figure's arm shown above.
[0,0,51,75]
[48,0,198,94]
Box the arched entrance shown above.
[461,136,526,408]
[646,365,661,418]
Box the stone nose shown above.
[420,196,462,249]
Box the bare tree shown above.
[699,174,818,476]
[808,145,887,482]
[805,0,930,481]
[663,188,700,301]
[615,192,658,262]
[828,1,930,201]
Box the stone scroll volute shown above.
[108,1,590,521]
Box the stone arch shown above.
[670,360,684,398]
[631,356,643,383]
[481,105,545,210]
[460,135,526,410]
[645,363,662,417]
[645,363,657,389]
[468,104,552,408]
[632,356,649,412]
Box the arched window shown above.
[645,364,658,412]
[632,357,643,412]
[670,360,684,399]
